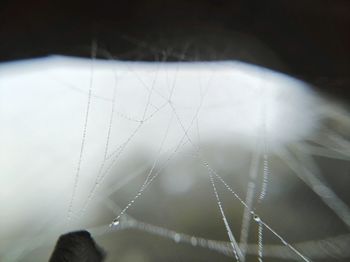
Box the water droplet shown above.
[190,236,198,246]
[253,215,261,222]
[174,233,181,243]
[110,219,120,227]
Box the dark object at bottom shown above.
[49,231,106,262]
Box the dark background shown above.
[0,0,349,99]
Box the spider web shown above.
[0,40,350,262]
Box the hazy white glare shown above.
[0,56,324,260]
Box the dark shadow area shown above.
[0,0,349,99]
